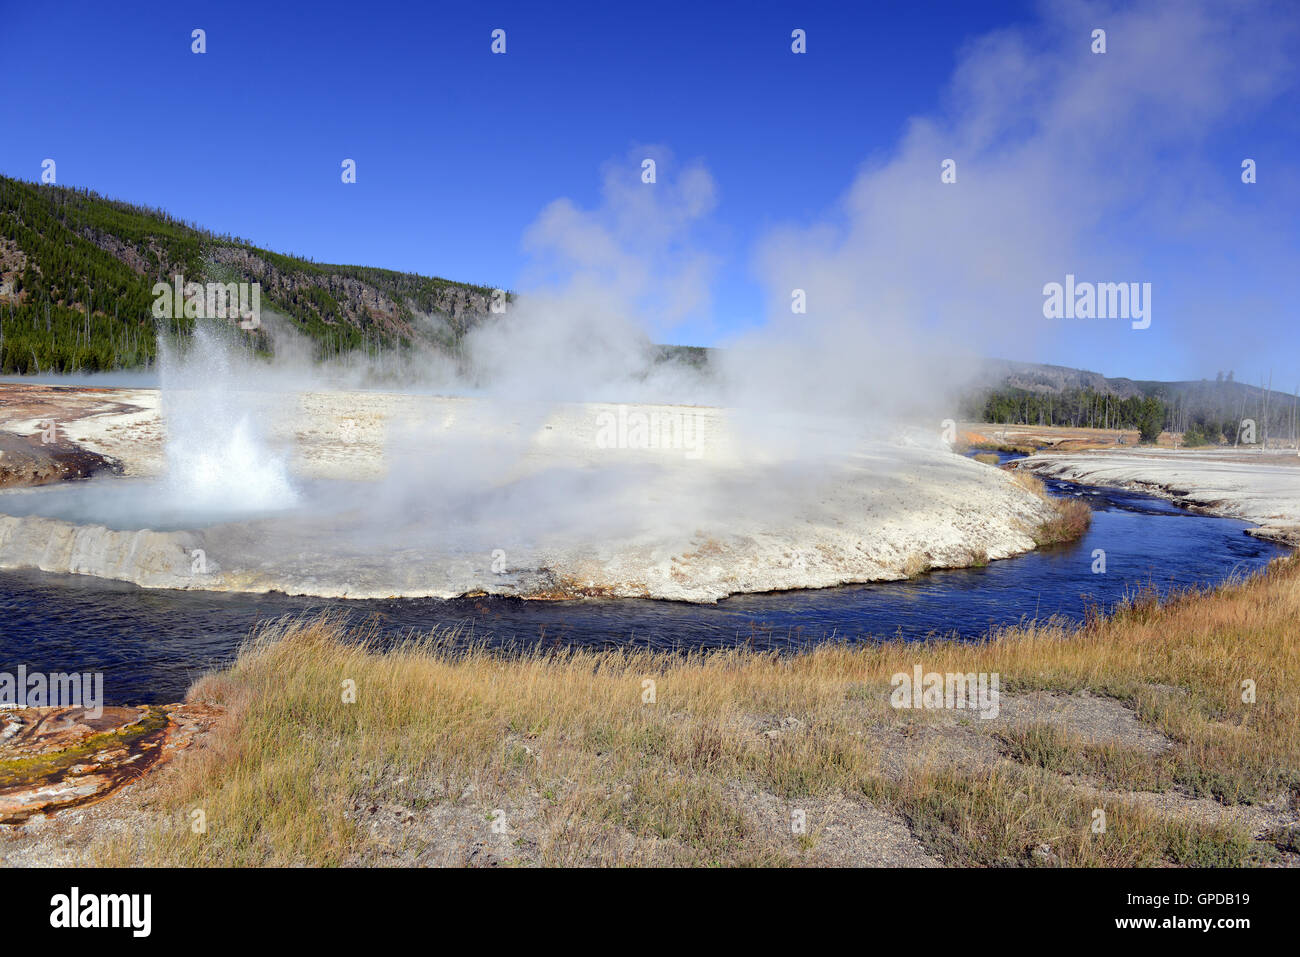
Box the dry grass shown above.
[1011,470,1048,497]
[1009,470,1092,546]
[1032,497,1092,546]
[971,452,1001,465]
[902,552,932,579]
[92,554,1300,868]
[974,442,1039,455]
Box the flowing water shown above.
[0,467,1284,705]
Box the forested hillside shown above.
[965,373,1300,446]
[965,387,1167,438]
[0,176,505,373]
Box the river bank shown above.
[0,473,1281,705]
[4,553,1298,867]
[1014,447,1300,546]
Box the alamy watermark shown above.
[1,666,103,719]
[50,887,150,937]
[1043,274,1150,330]
[152,274,261,329]
[595,405,704,460]
[890,665,1000,719]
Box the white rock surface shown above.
[0,389,1056,601]
[1016,448,1300,530]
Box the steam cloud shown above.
[39,0,1300,580]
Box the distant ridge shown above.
[972,358,1300,441]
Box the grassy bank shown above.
[968,440,1040,455]
[95,555,1300,867]
[1012,470,1093,546]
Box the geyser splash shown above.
[158,323,298,517]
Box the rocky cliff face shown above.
[206,246,501,345]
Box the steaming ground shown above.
[0,381,1055,601]
[1,0,1294,603]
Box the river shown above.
[0,473,1285,704]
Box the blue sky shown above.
[2,0,1297,385]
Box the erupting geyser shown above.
[158,324,299,520]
